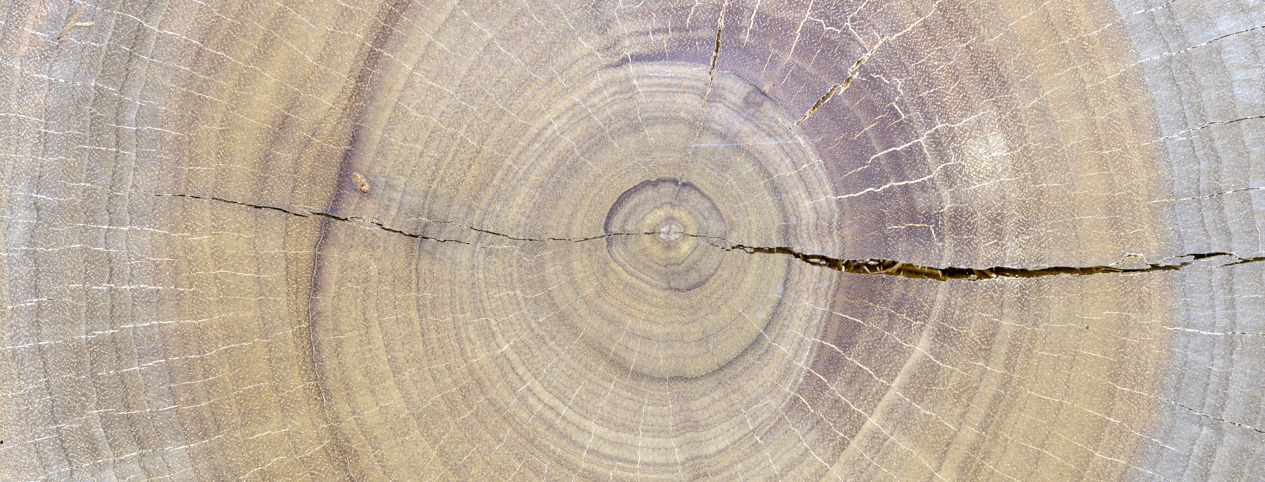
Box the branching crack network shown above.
[159,193,1265,281]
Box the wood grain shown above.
[1,0,1262,480]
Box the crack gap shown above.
[698,0,730,105]
[709,1,727,75]
[791,42,879,127]
[159,194,1265,280]
[698,236,1265,281]
[791,79,848,127]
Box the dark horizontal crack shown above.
[154,194,649,244]
[702,238,1265,281]
[1163,397,1265,435]
[159,193,1265,281]
[1201,113,1265,128]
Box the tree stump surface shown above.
[1,0,1263,480]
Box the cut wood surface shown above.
[1,0,1263,480]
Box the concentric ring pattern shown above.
[1,0,1263,481]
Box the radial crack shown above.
[709,1,727,75]
[791,43,878,127]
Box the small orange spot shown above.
[352,172,371,193]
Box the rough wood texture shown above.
[1,0,1263,481]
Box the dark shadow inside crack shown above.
[710,243,1262,281]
